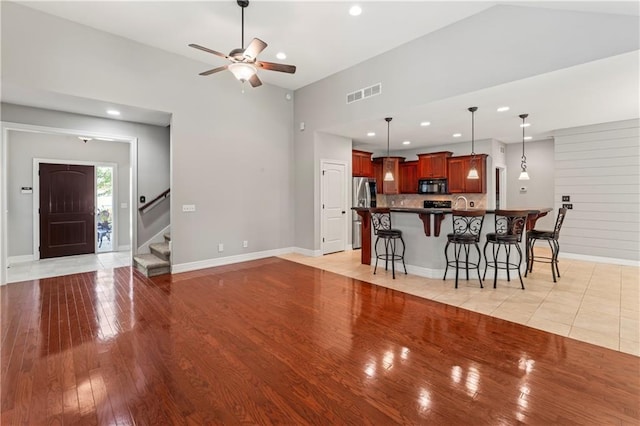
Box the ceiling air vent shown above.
[346,83,382,104]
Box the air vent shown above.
[500,146,505,153]
[346,83,382,104]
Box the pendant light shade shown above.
[384,117,395,182]
[467,106,479,180]
[519,113,530,180]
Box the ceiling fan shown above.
[189,0,296,88]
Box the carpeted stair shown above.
[133,233,171,277]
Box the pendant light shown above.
[383,117,395,182]
[519,113,530,180]
[467,106,479,179]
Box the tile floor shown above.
[279,250,640,356]
[6,250,131,283]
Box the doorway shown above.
[321,160,347,255]
[495,166,507,209]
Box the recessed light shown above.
[524,136,532,140]
[520,123,531,128]
[420,121,431,127]
[453,133,462,138]
[276,52,287,60]
[367,132,375,137]
[402,141,411,145]
[107,109,120,116]
[497,106,510,112]
[349,5,362,16]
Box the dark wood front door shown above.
[39,163,95,259]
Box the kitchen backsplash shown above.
[377,194,487,209]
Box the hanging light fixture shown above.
[519,113,530,180]
[384,117,394,182]
[467,106,479,179]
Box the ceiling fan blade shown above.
[256,61,296,74]
[249,74,263,88]
[189,43,229,59]
[199,65,228,76]
[243,38,267,60]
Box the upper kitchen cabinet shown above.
[352,150,373,177]
[417,151,453,178]
[399,160,418,194]
[373,157,404,194]
[447,154,487,194]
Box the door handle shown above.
[342,211,346,214]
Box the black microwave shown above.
[418,178,448,194]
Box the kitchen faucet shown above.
[455,196,468,210]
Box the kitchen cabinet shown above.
[417,151,452,178]
[399,160,418,194]
[373,157,404,194]
[352,150,373,177]
[447,154,487,194]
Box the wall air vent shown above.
[346,83,382,104]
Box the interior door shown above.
[40,163,95,259]
[322,161,347,255]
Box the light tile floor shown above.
[6,250,131,283]
[279,249,640,356]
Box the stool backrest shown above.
[494,210,529,242]
[451,210,486,242]
[370,208,392,235]
[552,207,568,239]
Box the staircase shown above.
[133,233,171,277]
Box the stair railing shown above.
[139,188,170,213]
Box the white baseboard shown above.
[292,247,322,257]
[117,245,131,252]
[172,247,296,274]
[137,225,171,254]
[559,252,640,267]
[8,254,35,265]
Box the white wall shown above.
[6,130,130,257]
[553,119,639,262]
[1,3,294,268]
[294,4,639,252]
[506,138,556,229]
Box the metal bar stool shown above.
[525,207,567,283]
[370,208,407,279]
[483,210,528,289]
[443,210,486,288]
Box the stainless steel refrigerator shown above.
[352,177,377,249]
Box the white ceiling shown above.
[6,1,640,149]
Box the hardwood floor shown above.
[2,258,638,424]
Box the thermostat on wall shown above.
[21,187,33,194]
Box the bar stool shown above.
[370,208,407,279]
[525,208,567,283]
[483,210,528,289]
[443,210,486,288]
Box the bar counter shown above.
[353,207,552,269]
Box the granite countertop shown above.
[352,207,552,215]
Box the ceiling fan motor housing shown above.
[237,0,249,7]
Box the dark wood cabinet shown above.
[447,154,487,194]
[417,151,452,178]
[352,150,373,177]
[373,157,404,194]
[399,160,418,194]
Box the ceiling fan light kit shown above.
[189,0,296,88]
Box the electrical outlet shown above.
[562,203,573,209]
[562,195,570,202]
[243,240,248,248]
[218,243,224,252]
[182,204,196,212]
[469,201,475,207]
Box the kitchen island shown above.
[353,207,551,274]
